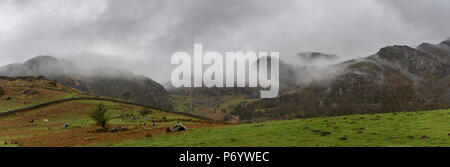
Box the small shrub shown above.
[0,86,4,96]
[89,104,111,130]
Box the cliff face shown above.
[0,56,173,111]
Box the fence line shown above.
[0,97,215,121]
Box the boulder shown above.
[166,122,188,132]
[110,126,128,132]
[25,89,39,96]
[62,123,70,129]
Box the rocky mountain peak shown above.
[297,52,338,62]
[440,37,450,46]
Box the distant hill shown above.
[0,56,173,111]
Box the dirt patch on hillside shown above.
[13,123,225,147]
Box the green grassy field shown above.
[109,109,450,147]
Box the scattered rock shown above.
[110,126,128,132]
[25,89,39,96]
[320,131,332,136]
[29,119,34,123]
[311,129,331,136]
[84,137,95,141]
[5,96,11,100]
[43,119,48,123]
[166,122,188,132]
[152,123,158,127]
[62,123,70,129]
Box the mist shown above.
[1,0,449,83]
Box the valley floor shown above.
[105,109,450,147]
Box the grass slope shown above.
[111,109,450,147]
[0,77,84,113]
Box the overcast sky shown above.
[0,0,449,82]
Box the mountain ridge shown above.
[0,56,173,111]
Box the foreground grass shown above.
[110,109,450,147]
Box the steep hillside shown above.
[0,76,84,113]
[169,87,258,122]
[0,56,173,111]
[231,39,450,122]
[0,77,218,147]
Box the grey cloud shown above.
[380,0,450,40]
[0,0,449,83]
